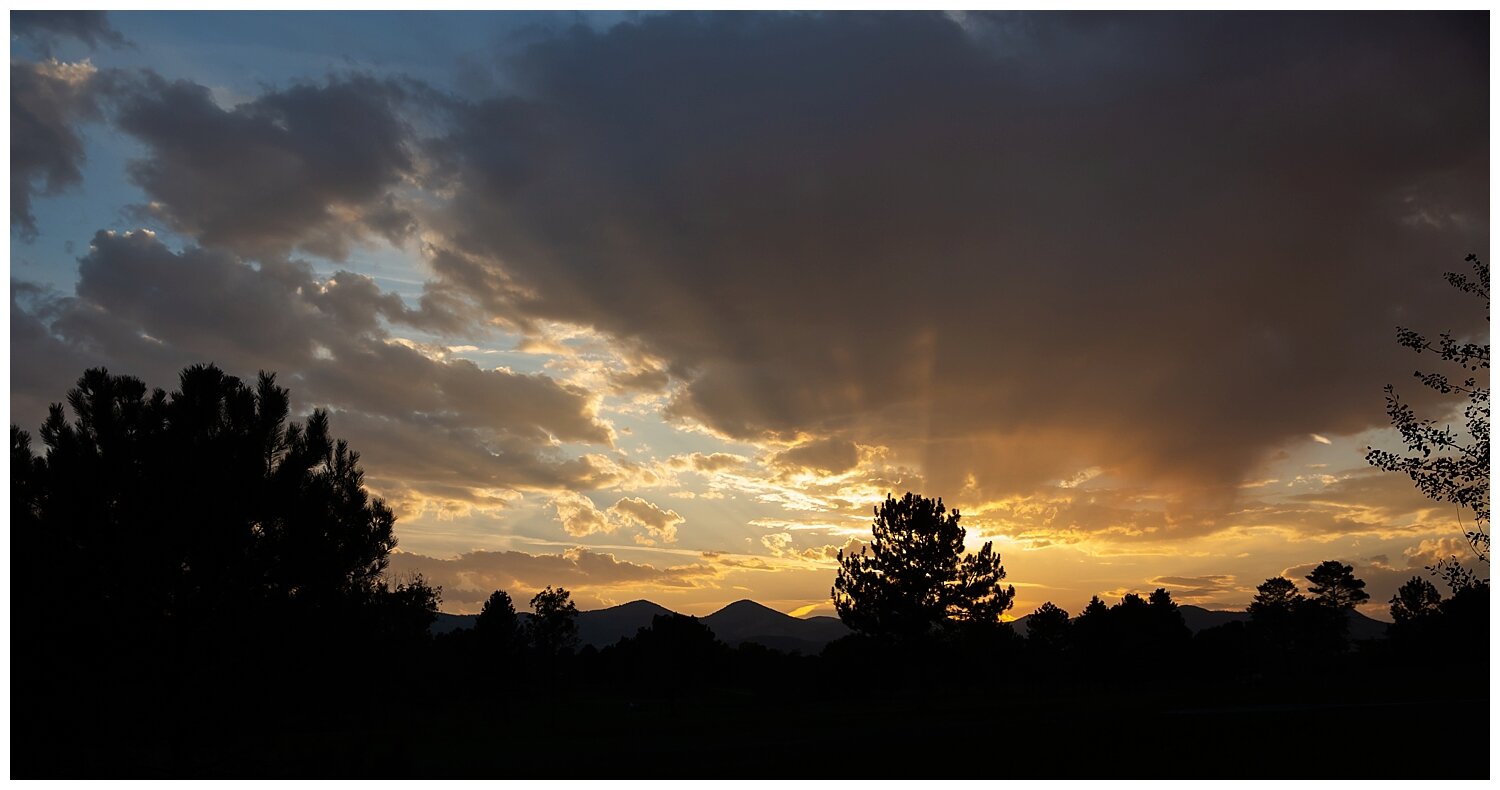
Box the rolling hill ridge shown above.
[433,600,1392,649]
[431,598,850,652]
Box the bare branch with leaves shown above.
[1367,255,1489,588]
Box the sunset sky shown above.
[10,11,1489,620]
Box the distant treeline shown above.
[419,565,1487,699]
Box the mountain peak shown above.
[702,599,850,653]
[715,599,779,615]
[431,597,852,652]
[609,599,672,612]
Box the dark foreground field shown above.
[17,637,1487,779]
[380,688,1486,779]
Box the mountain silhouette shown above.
[430,598,850,651]
[1009,604,1391,639]
[431,600,684,646]
[439,600,1390,646]
[432,611,480,636]
[1179,605,1248,633]
[1340,609,1391,640]
[577,600,677,647]
[700,599,850,654]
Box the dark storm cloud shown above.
[10,282,90,421]
[332,412,620,499]
[11,11,127,56]
[11,60,102,239]
[769,438,860,477]
[112,74,418,260]
[303,267,468,336]
[11,230,615,501]
[426,11,1487,500]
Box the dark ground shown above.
[27,658,1484,779]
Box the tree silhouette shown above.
[1095,591,1190,673]
[1248,576,1304,618]
[477,589,524,655]
[1367,254,1489,580]
[951,541,1017,624]
[1246,576,1310,665]
[615,613,728,697]
[832,492,1014,637]
[11,364,435,640]
[1146,588,1191,644]
[1305,561,1371,611]
[11,364,438,776]
[1388,576,1480,661]
[1025,601,1071,652]
[1389,576,1442,625]
[528,585,580,655]
[1299,561,1370,653]
[368,574,443,642]
[1071,595,1111,666]
[1116,592,1148,616]
[1435,577,1490,657]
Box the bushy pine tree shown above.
[12,364,437,642]
[832,492,1014,637]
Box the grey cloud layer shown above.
[770,438,860,477]
[12,11,127,56]
[11,60,101,238]
[424,12,1487,500]
[11,230,618,504]
[113,74,419,260]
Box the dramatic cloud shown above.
[11,59,102,238]
[761,532,868,566]
[549,491,683,543]
[769,438,860,478]
[425,11,1486,505]
[551,491,614,537]
[328,413,621,519]
[113,74,420,260]
[12,11,127,56]
[610,496,684,544]
[11,230,616,514]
